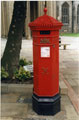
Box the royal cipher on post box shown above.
[29,8,63,115]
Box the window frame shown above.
[62,2,69,25]
[77,5,79,24]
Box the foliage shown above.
[19,58,32,66]
[19,58,28,66]
[27,61,32,65]
[1,67,9,79]
[14,66,31,81]
[60,33,79,37]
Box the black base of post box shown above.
[32,93,61,115]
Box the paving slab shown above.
[59,80,68,95]
[1,103,28,118]
[26,104,66,120]
[1,93,79,120]
[1,117,14,120]
[1,93,21,103]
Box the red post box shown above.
[29,8,63,115]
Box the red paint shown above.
[29,8,63,97]
[44,8,47,15]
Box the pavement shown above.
[59,37,79,95]
[1,36,79,119]
[1,93,79,120]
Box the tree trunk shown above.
[1,1,26,78]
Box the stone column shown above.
[1,2,6,37]
[8,2,14,29]
[38,1,45,16]
[47,1,52,16]
[1,1,8,37]
[6,2,14,35]
[53,2,56,18]
[73,3,77,33]
[1,1,14,37]
[3,2,8,37]
[59,4,62,22]
[69,2,72,33]
[6,2,9,36]
[38,1,56,17]
[50,1,56,18]
[38,1,41,17]
[25,1,31,39]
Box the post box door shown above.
[35,42,59,96]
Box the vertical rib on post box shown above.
[29,8,63,115]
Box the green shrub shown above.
[27,61,32,65]
[19,58,28,66]
[19,58,32,66]
[1,67,9,79]
[14,66,31,81]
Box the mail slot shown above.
[40,31,50,34]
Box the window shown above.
[77,5,79,24]
[62,2,69,24]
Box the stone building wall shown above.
[2,1,79,38]
[56,1,72,33]
[56,1,79,33]
[1,1,56,39]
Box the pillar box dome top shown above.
[29,8,63,30]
